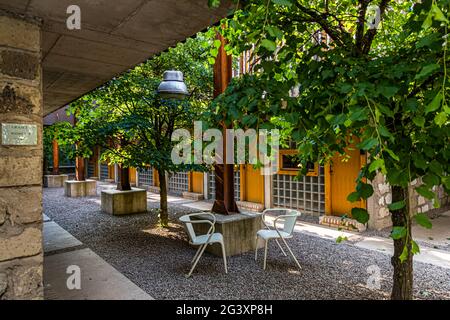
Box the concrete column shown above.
[264,174,272,209]
[203,172,209,200]
[114,164,119,183]
[0,13,43,299]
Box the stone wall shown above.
[368,173,450,230]
[0,13,43,299]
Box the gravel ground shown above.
[43,184,450,300]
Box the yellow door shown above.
[242,165,264,204]
[189,172,204,194]
[129,167,136,184]
[108,165,115,180]
[327,147,366,216]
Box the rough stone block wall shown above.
[0,13,43,299]
[368,173,449,230]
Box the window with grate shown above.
[100,163,109,180]
[87,161,95,178]
[168,172,189,195]
[137,167,153,187]
[272,166,325,216]
[207,169,241,201]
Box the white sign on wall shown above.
[1,123,38,145]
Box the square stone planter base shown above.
[44,174,68,188]
[191,212,264,257]
[64,180,97,197]
[101,188,147,215]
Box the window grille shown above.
[208,169,241,201]
[168,172,189,195]
[87,161,95,178]
[272,166,325,216]
[137,167,153,187]
[100,163,109,181]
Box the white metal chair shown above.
[179,213,227,278]
[255,208,302,270]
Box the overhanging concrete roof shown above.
[0,0,232,115]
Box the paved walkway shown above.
[43,215,152,300]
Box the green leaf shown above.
[336,235,348,244]
[213,39,222,48]
[415,63,440,80]
[425,92,443,113]
[261,39,277,51]
[271,0,292,6]
[422,12,433,30]
[357,182,374,199]
[388,200,406,211]
[377,104,394,118]
[399,245,409,263]
[385,148,400,161]
[434,111,447,126]
[347,192,360,203]
[208,0,221,8]
[423,173,440,187]
[413,154,427,169]
[391,226,407,240]
[413,116,425,128]
[369,158,385,173]
[349,108,368,121]
[266,25,283,39]
[432,4,449,22]
[429,160,443,175]
[416,185,435,200]
[378,125,393,139]
[414,213,432,229]
[357,137,378,151]
[339,83,353,94]
[351,208,369,224]
[411,240,420,255]
[329,113,346,125]
[379,86,399,99]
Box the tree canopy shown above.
[208,0,450,299]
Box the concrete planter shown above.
[44,174,68,188]
[64,180,97,197]
[101,188,147,215]
[191,212,264,256]
[182,191,204,201]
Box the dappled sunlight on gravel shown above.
[43,185,450,300]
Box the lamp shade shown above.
[157,70,189,99]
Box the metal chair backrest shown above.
[262,208,301,235]
[179,213,216,243]
[281,209,301,235]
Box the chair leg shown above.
[263,240,268,270]
[275,239,287,256]
[186,243,208,278]
[254,236,259,261]
[220,242,228,274]
[191,245,203,264]
[280,237,301,270]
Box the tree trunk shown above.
[390,185,413,300]
[75,156,85,181]
[158,169,169,227]
[117,165,131,191]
